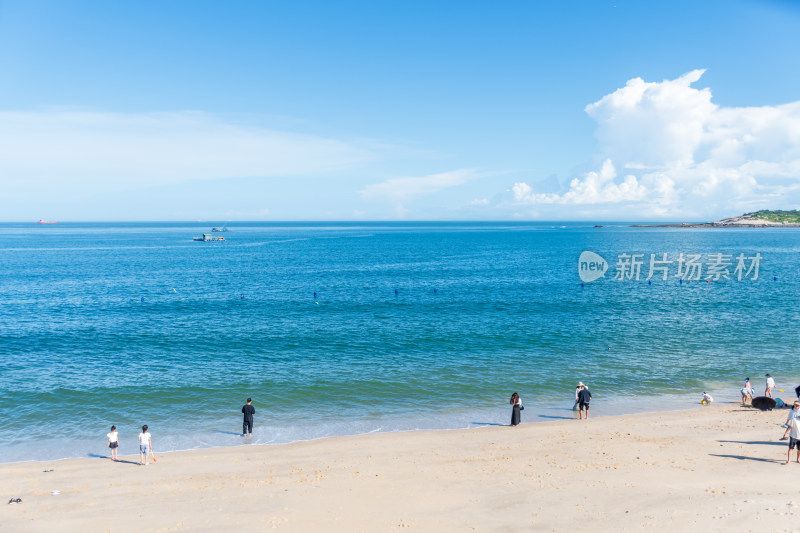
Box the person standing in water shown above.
[509,392,522,426]
[577,383,592,420]
[242,398,255,438]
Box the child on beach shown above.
[741,378,754,405]
[766,374,776,398]
[138,425,152,466]
[106,425,119,461]
[701,392,713,405]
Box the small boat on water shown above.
[193,234,225,242]
[37,220,58,224]
[211,225,230,232]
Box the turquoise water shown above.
[1,222,798,462]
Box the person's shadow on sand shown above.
[717,439,786,447]
[709,453,784,464]
[88,453,140,465]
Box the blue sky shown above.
[1,0,799,221]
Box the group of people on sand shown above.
[738,374,800,405]
[509,382,592,426]
[735,374,800,465]
[105,425,154,465]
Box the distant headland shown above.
[632,210,800,228]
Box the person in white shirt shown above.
[106,425,119,461]
[138,425,152,466]
[781,402,800,440]
[766,374,776,398]
[788,416,800,464]
[702,392,713,404]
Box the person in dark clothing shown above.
[242,398,255,438]
[509,392,522,426]
[577,384,592,420]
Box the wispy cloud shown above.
[0,109,373,189]
[358,169,487,217]
[360,169,481,202]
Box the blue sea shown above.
[1,222,798,463]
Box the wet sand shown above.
[2,398,798,532]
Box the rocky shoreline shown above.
[631,222,800,228]
[631,215,800,228]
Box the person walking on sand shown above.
[766,374,776,398]
[577,383,592,420]
[242,398,255,438]
[138,425,152,466]
[509,392,522,426]
[780,401,800,440]
[787,416,800,464]
[106,425,119,461]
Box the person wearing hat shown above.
[780,401,800,440]
[573,382,588,414]
[576,382,592,420]
[766,374,776,398]
[741,378,754,405]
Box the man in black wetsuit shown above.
[242,398,255,438]
[577,385,592,420]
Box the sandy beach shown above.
[3,397,799,532]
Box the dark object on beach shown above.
[8,498,22,504]
[752,396,777,411]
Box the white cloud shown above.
[515,70,800,218]
[585,69,715,168]
[512,159,647,205]
[0,109,372,189]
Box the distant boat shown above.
[193,234,224,242]
[211,225,230,232]
[37,220,58,224]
